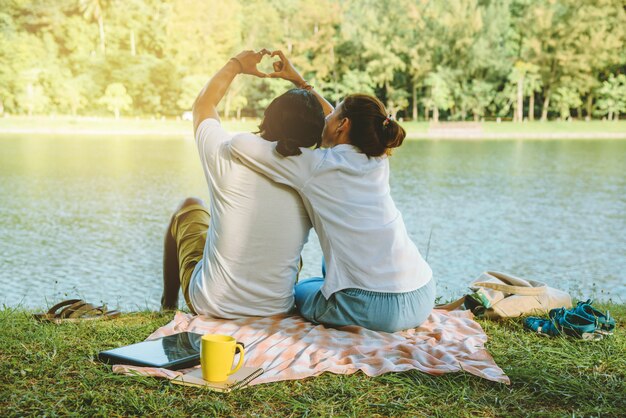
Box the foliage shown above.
[0,0,624,120]
[99,82,132,119]
[594,74,626,120]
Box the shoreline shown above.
[1,117,625,140]
[2,127,626,140]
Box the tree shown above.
[425,69,454,122]
[52,74,89,116]
[79,0,109,55]
[177,75,206,112]
[466,79,495,121]
[17,83,50,116]
[0,0,624,120]
[517,0,625,121]
[524,68,542,121]
[343,0,407,112]
[99,82,132,118]
[551,85,582,121]
[595,74,626,120]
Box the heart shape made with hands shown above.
[253,50,287,78]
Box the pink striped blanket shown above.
[112,310,510,385]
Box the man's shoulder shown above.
[231,131,263,141]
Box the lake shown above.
[1,135,624,310]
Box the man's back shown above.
[189,119,310,318]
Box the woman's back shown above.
[230,136,432,298]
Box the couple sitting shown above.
[161,49,435,333]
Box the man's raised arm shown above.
[192,49,270,135]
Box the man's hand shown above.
[267,50,305,86]
[232,49,271,78]
[193,49,271,133]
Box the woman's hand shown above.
[232,49,271,78]
[268,50,305,86]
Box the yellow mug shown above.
[200,334,245,382]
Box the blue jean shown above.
[294,276,436,333]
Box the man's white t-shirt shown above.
[189,119,311,318]
[230,135,432,299]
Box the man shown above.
[161,49,324,318]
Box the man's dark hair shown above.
[258,89,325,157]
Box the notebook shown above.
[171,366,264,392]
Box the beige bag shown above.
[437,271,572,319]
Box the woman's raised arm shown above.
[268,50,334,117]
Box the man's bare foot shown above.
[160,295,178,311]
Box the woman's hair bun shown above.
[382,119,405,150]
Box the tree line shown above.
[1,0,625,121]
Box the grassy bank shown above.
[0,116,625,139]
[1,303,624,417]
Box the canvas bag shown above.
[437,271,572,319]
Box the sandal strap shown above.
[58,301,89,318]
[574,300,616,332]
[64,302,105,319]
[47,299,84,316]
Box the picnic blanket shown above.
[112,309,510,385]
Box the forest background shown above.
[1,0,625,122]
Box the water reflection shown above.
[0,135,624,309]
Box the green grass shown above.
[482,120,626,134]
[1,303,624,417]
[401,120,626,134]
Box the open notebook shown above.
[171,366,264,392]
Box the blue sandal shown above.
[524,307,600,340]
[573,299,615,335]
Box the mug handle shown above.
[228,343,245,376]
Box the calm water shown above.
[1,135,625,310]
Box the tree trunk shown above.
[433,106,439,123]
[473,111,479,121]
[114,108,119,119]
[576,106,582,120]
[608,110,613,121]
[517,76,524,122]
[424,107,429,121]
[412,83,418,121]
[130,29,136,56]
[512,101,518,122]
[586,94,593,120]
[541,90,550,121]
[529,92,535,121]
[236,108,241,120]
[283,19,292,53]
[98,17,106,55]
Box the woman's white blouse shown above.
[230,134,432,298]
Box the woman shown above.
[230,51,435,332]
